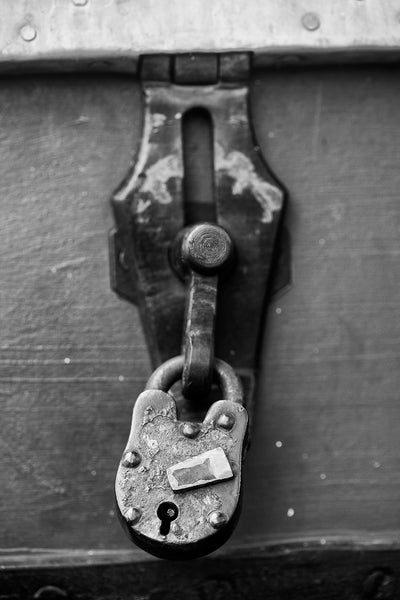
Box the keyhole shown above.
[157,501,179,536]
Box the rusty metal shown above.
[181,270,217,398]
[172,222,234,399]
[110,52,286,411]
[115,356,248,559]
[145,355,243,404]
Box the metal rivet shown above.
[125,507,141,524]
[208,511,227,529]
[121,450,141,468]
[33,586,68,599]
[72,0,89,5]
[217,413,235,430]
[20,25,37,42]
[181,422,201,438]
[302,12,320,31]
[362,569,396,599]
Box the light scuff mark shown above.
[49,256,87,273]
[215,144,283,223]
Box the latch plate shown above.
[110,53,287,405]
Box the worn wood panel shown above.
[0,75,148,549]
[239,64,400,543]
[1,66,400,555]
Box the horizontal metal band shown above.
[1,0,400,73]
[1,539,400,599]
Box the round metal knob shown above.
[181,223,233,275]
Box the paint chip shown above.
[167,447,233,492]
[215,144,283,223]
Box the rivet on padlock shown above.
[115,355,248,560]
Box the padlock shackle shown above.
[145,355,243,404]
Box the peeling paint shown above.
[215,144,283,223]
[151,112,167,131]
[228,114,247,125]
[139,154,183,206]
[136,198,151,214]
[114,102,153,201]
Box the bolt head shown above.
[183,223,233,274]
[217,413,235,430]
[121,450,141,468]
[20,25,37,42]
[181,422,201,438]
[125,507,141,525]
[302,12,320,31]
[33,586,68,599]
[208,510,228,530]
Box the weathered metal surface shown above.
[145,355,244,404]
[172,223,234,398]
[181,270,218,399]
[167,447,233,492]
[110,53,285,412]
[1,0,400,72]
[115,360,248,559]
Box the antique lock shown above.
[115,355,248,559]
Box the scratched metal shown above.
[115,389,248,559]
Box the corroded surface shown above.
[115,389,248,558]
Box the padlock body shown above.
[115,389,248,559]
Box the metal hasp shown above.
[172,222,235,399]
[110,52,286,406]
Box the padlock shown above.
[115,355,248,560]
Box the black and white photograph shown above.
[1,1,400,598]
